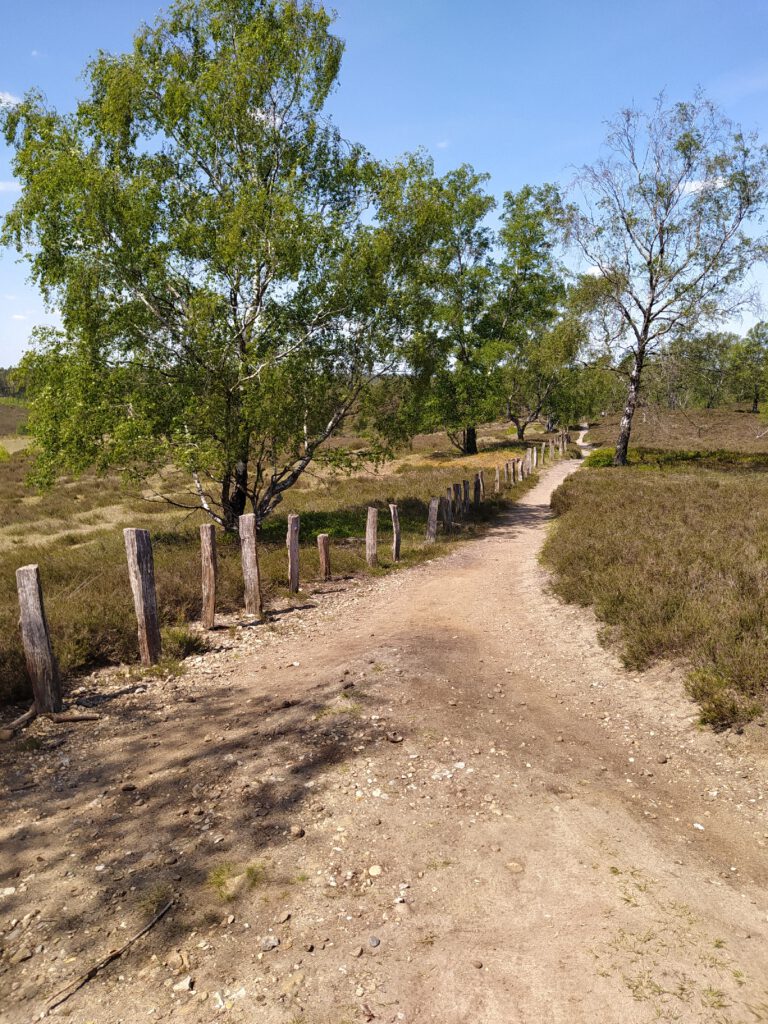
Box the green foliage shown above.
[2,0,427,529]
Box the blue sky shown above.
[2,0,768,364]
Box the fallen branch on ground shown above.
[0,705,101,741]
[44,900,174,1015]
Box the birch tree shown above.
[3,0,419,528]
[565,92,768,464]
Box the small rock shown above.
[369,936,380,948]
[120,782,137,792]
[368,865,382,878]
[262,935,280,952]
[505,861,524,874]
[289,825,305,839]
[352,946,364,958]
[277,911,291,924]
[657,755,669,765]
[172,975,194,993]
[385,732,403,744]
[471,959,483,969]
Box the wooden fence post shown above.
[200,524,217,630]
[533,446,538,470]
[389,503,401,562]
[426,497,439,542]
[550,438,555,458]
[123,528,162,665]
[366,507,378,567]
[462,479,470,514]
[478,469,485,499]
[503,462,509,485]
[494,466,500,493]
[238,513,264,620]
[473,473,481,508]
[317,533,331,579]
[447,486,455,514]
[287,513,300,593]
[15,564,62,713]
[439,495,453,533]
[453,483,463,518]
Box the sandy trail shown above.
[2,452,767,1024]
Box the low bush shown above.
[544,465,768,728]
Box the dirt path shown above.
[2,455,767,1024]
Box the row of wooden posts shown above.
[14,435,568,717]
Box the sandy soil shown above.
[2,451,767,1024]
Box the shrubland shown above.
[544,427,768,728]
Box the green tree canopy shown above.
[3,0,422,528]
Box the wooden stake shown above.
[494,466,500,493]
[453,483,463,519]
[503,462,509,485]
[317,533,331,579]
[426,497,439,542]
[15,564,61,713]
[238,513,264,620]
[439,495,453,533]
[366,507,378,567]
[123,529,162,666]
[478,469,485,499]
[199,524,217,630]
[473,473,481,508]
[462,479,470,514]
[389,503,401,562]
[286,513,300,593]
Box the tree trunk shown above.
[516,422,526,441]
[464,426,478,455]
[752,385,760,414]
[614,348,645,466]
[221,458,249,531]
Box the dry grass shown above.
[587,406,768,454]
[0,422,542,703]
[544,464,768,727]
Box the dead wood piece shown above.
[44,900,174,1015]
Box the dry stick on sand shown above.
[44,900,174,1016]
[1,706,100,742]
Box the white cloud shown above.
[436,140,449,150]
[0,91,20,107]
[11,314,27,321]
[0,181,21,193]
[682,177,727,195]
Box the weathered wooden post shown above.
[494,466,500,493]
[453,483,463,518]
[478,469,485,499]
[15,564,62,713]
[426,497,439,542]
[446,486,455,514]
[473,473,481,508]
[462,479,470,514]
[439,495,453,533]
[366,507,378,567]
[503,462,509,485]
[287,513,300,593]
[123,528,162,665]
[389,503,401,562]
[238,513,264,620]
[200,523,217,630]
[317,533,331,579]
[541,442,546,463]
[550,438,555,458]
[533,446,538,470]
